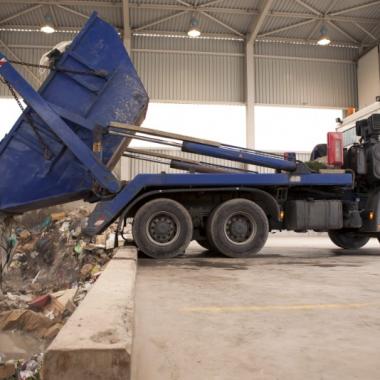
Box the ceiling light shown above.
[188,17,201,38]
[317,26,331,46]
[41,15,55,34]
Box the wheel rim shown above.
[224,212,256,245]
[146,211,180,246]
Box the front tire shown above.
[328,230,370,249]
[207,199,269,258]
[132,198,193,259]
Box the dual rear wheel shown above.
[206,199,268,258]
[132,198,269,259]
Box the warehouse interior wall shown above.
[130,37,358,109]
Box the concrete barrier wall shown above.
[42,247,137,380]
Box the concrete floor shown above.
[132,235,380,380]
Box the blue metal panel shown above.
[0,13,149,214]
[85,172,353,235]
[182,142,297,171]
[0,53,121,194]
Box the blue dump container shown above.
[0,13,149,214]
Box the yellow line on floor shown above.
[181,302,380,313]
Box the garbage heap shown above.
[0,207,117,380]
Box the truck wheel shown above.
[196,239,213,251]
[328,230,370,249]
[207,199,269,258]
[132,198,193,259]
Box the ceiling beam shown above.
[307,19,321,40]
[49,4,59,27]
[354,22,378,41]
[0,25,84,33]
[327,20,360,44]
[0,0,121,6]
[129,4,256,16]
[55,4,90,20]
[199,0,226,7]
[360,22,380,45]
[294,0,321,15]
[246,0,274,44]
[175,0,192,7]
[132,30,243,40]
[0,4,43,25]
[256,35,362,47]
[325,0,339,14]
[259,19,315,37]
[200,11,244,36]
[134,11,189,32]
[128,3,380,24]
[330,0,380,16]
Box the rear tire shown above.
[132,198,193,259]
[328,230,369,249]
[207,199,269,258]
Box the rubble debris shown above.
[50,212,66,222]
[18,230,31,243]
[28,294,51,312]
[80,263,93,280]
[43,288,77,319]
[0,293,31,313]
[0,360,16,379]
[0,309,63,340]
[2,206,115,294]
[0,215,15,285]
[0,205,119,380]
[18,353,44,380]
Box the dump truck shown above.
[0,14,379,263]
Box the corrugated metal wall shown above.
[131,36,245,103]
[131,37,357,108]
[0,34,358,108]
[121,148,311,180]
[253,42,358,108]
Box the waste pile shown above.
[0,206,117,380]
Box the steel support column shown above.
[245,41,255,149]
[122,0,131,53]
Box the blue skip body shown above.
[0,13,148,213]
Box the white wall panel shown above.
[358,46,380,109]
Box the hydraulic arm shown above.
[109,123,298,172]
